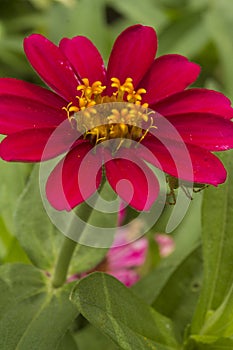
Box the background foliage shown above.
[0,0,233,349]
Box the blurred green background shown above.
[0,0,232,263]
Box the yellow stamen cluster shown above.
[63,77,155,149]
[62,78,107,119]
[110,77,147,106]
[77,79,106,107]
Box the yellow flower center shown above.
[63,77,156,149]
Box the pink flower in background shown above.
[93,231,175,287]
[155,234,175,257]
[98,234,148,287]
[68,236,147,287]
[67,218,175,287]
[79,220,174,287]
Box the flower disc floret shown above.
[63,77,153,149]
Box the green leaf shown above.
[71,272,180,350]
[75,324,118,350]
[0,263,78,350]
[107,0,167,30]
[0,159,32,263]
[14,165,64,271]
[191,150,233,335]
[69,243,107,275]
[185,335,233,349]
[205,1,233,99]
[152,246,202,341]
[14,165,108,274]
[0,216,14,260]
[58,331,78,350]
[0,159,31,233]
[158,11,209,57]
[195,281,233,337]
[3,236,30,264]
[28,0,51,10]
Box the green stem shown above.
[52,236,77,288]
[52,200,97,288]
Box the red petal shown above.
[153,88,233,119]
[164,113,233,151]
[107,25,157,90]
[60,36,106,84]
[0,95,66,134]
[139,136,227,185]
[46,142,102,211]
[24,34,79,102]
[0,78,66,107]
[105,148,159,211]
[0,124,79,161]
[140,54,200,104]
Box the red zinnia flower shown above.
[0,25,233,211]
